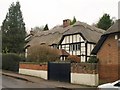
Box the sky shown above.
[0,0,119,32]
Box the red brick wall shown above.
[19,63,48,71]
[97,34,120,82]
[71,63,98,74]
[118,38,120,79]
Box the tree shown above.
[43,24,49,31]
[32,26,44,33]
[1,1,26,53]
[71,16,77,25]
[97,13,114,30]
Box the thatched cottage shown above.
[25,19,105,62]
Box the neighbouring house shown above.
[25,19,105,62]
[91,19,120,82]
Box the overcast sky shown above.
[0,0,119,31]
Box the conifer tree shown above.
[1,1,26,53]
[71,16,77,25]
[43,24,49,31]
[97,13,114,30]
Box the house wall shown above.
[97,34,120,82]
[25,49,27,58]
[60,34,95,62]
[61,34,84,44]
[118,35,120,79]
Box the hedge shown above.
[2,53,22,72]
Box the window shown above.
[77,44,80,50]
[70,45,73,51]
[70,44,80,51]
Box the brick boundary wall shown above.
[19,62,99,86]
[71,63,99,86]
[19,63,48,71]
[71,63,98,74]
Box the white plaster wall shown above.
[71,73,99,86]
[70,36,72,43]
[76,34,80,42]
[25,49,27,58]
[62,38,66,44]
[73,35,76,43]
[76,51,80,55]
[19,68,47,80]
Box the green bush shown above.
[2,53,22,72]
[87,56,99,63]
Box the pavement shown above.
[2,70,95,89]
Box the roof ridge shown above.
[73,21,105,34]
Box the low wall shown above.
[19,62,47,80]
[71,73,98,86]
[19,62,98,86]
[19,68,47,80]
[71,63,98,86]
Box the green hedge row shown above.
[2,53,23,72]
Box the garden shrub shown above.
[27,45,60,62]
[87,56,99,63]
[2,53,22,72]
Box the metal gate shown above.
[48,62,71,82]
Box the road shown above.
[1,70,97,90]
[1,75,95,90]
[2,75,57,88]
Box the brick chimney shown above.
[63,19,71,27]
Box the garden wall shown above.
[19,62,98,86]
[19,62,48,79]
[71,63,98,86]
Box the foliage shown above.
[27,45,60,62]
[2,53,23,72]
[32,26,44,33]
[1,1,26,53]
[71,16,77,25]
[66,55,80,63]
[43,24,49,31]
[97,13,114,30]
[87,56,99,63]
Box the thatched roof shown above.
[25,21,105,47]
[25,25,71,47]
[104,19,120,35]
[63,21,105,43]
[91,19,120,55]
